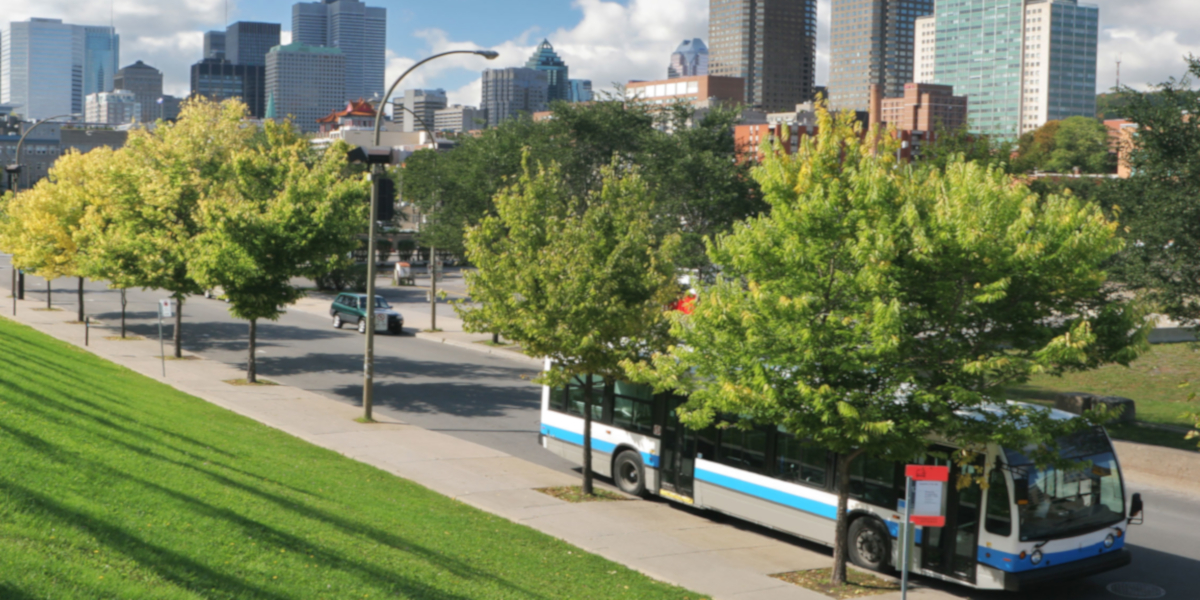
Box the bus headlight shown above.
[1104,533,1115,548]
[1030,550,1043,565]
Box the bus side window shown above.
[549,387,568,413]
[612,381,654,435]
[696,426,718,460]
[850,456,899,508]
[775,432,828,488]
[985,465,1013,536]
[566,379,603,421]
[717,426,768,474]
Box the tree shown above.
[458,157,681,495]
[1011,120,1060,173]
[189,120,368,383]
[624,108,1148,585]
[402,99,761,268]
[918,122,1017,174]
[1046,116,1114,174]
[1111,56,1200,335]
[87,97,255,357]
[0,148,113,319]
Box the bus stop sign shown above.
[904,465,948,527]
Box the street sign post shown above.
[157,299,174,377]
[900,464,949,600]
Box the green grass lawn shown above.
[0,318,703,600]
[1009,342,1200,428]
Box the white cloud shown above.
[6,0,229,97]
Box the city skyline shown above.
[0,0,1188,117]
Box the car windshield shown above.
[1005,428,1125,541]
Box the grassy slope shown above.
[0,318,702,600]
[1010,342,1200,427]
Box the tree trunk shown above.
[120,289,127,338]
[46,278,52,310]
[247,318,257,384]
[581,373,594,495]
[831,450,864,586]
[76,277,84,323]
[173,297,183,358]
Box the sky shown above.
[6,0,1200,109]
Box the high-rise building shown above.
[0,18,119,121]
[708,0,817,111]
[226,22,281,67]
[525,39,569,103]
[82,26,120,99]
[190,59,267,118]
[913,15,936,84]
[399,89,447,133]
[85,89,140,124]
[434,104,483,133]
[291,0,386,101]
[114,60,163,124]
[568,79,593,103]
[265,43,345,132]
[923,0,1098,136]
[626,75,745,108]
[158,95,183,121]
[668,39,709,79]
[204,31,227,60]
[481,67,548,128]
[828,0,933,112]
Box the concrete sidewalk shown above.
[3,293,957,600]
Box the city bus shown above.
[539,373,1142,591]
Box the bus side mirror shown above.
[1013,479,1030,505]
[1128,492,1144,525]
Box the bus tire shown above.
[613,450,646,497]
[848,517,891,572]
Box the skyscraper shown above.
[481,67,548,128]
[191,59,267,118]
[923,0,1098,136]
[82,26,120,99]
[708,0,817,111]
[525,39,569,103]
[0,18,118,121]
[266,43,346,132]
[668,39,709,79]
[292,0,386,101]
[400,89,448,133]
[569,79,593,103]
[204,31,227,60]
[114,60,163,124]
[828,0,933,112]
[226,22,281,67]
[85,90,140,125]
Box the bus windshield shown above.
[1005,428,1125,541]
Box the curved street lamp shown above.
[361,49,498,422]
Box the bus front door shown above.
[658,397,695,499]
[919,451,983,583]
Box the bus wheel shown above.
[848,517,891,572]
[613,450,646,497]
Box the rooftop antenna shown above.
[1116,56,1121,89]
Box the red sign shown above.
[910,515,946,527]
[905,465,949,482]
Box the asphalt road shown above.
[4,264,1198,600]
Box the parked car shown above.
[330,293,404,334]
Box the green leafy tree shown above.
[458,157,681,494]
[87,97,255,357]
[1011,120,1060,173]
[189,121,368,383]
[1046,116,1114,174]
[625,108,1148,585]
[918,122,1017,173]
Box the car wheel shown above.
[357,318,367,334]
[332,314,342,329]
[848,517,891,572]
[613,450,646,497]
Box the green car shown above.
[330,293,404,335]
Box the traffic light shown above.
[376,176,396,222]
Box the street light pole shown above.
[395,104,442,333]
[361,48,498,422]
[10,113,79,193]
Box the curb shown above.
[412,330,543,367]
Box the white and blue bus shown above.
[539,373,1142,591]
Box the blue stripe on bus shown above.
[541,423,660,468]
[695,467,839,520]
[976,535,1126,573]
